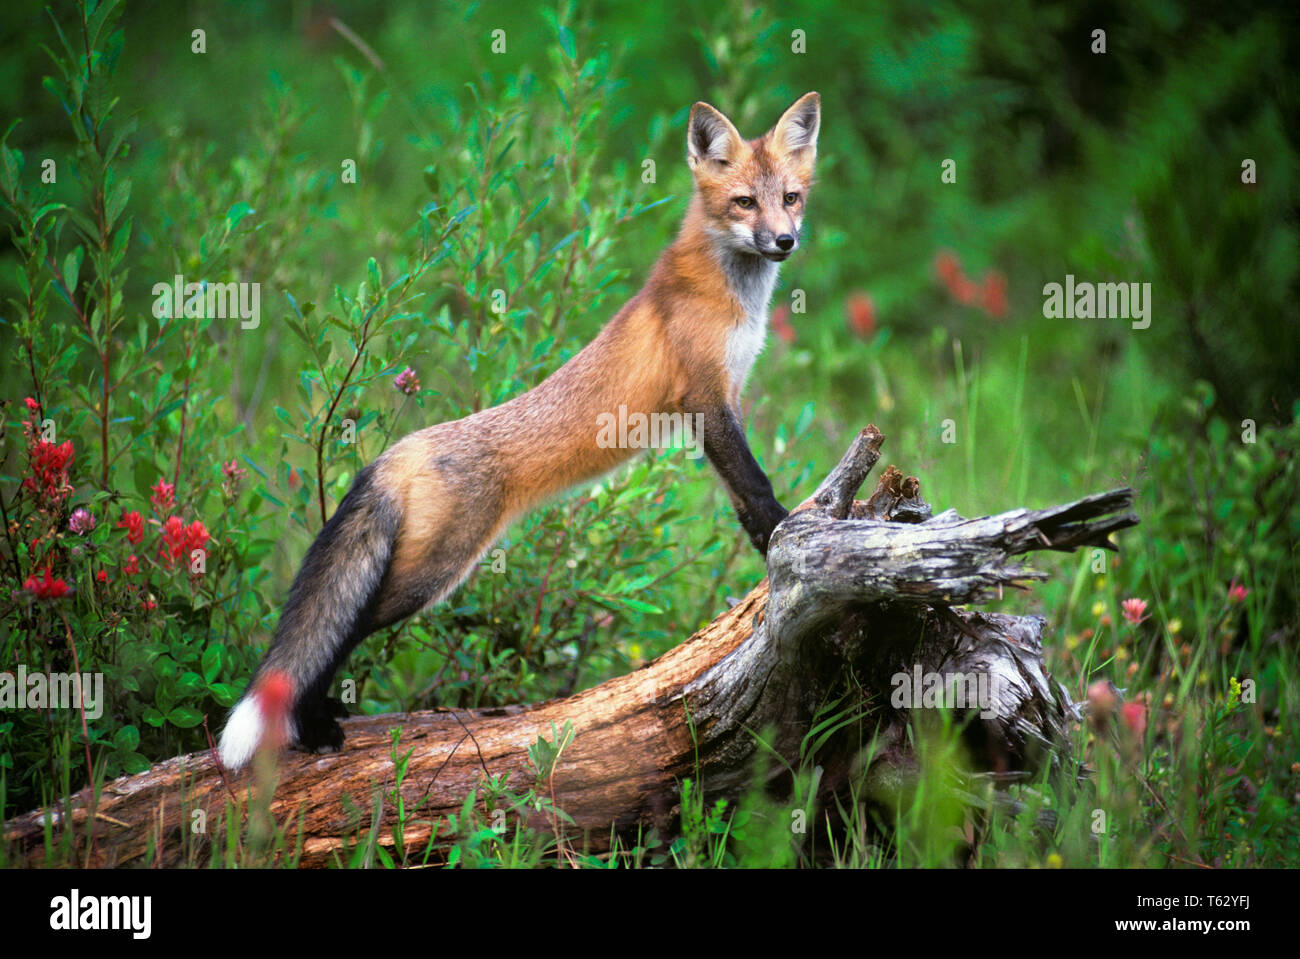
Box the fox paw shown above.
[292,695,348,754]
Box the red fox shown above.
[219,92,821,769]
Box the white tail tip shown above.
[218,697,266,770]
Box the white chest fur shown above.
[722,256,779,393]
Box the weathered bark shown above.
[5,425,1138,867]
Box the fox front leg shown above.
[693,400,789,555]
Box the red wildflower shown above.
[770,305,796,344]
[24,397,40,414]
[150,477,176,514]
[846,293,876,338]
[951,276,980,306]
[117,510,145,545]
[184,520,210,555]
[123,554,140,576]
[933,251,961,286]
[159,515,186,567]
[254,670,295,751]
[22,438,75,506]
[24,565,69,600]
[96,569,109,583]
[981,270,1007,319]
[159,516,210,569]
[1228,581,1249,604]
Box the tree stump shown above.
[4,425,1139,866]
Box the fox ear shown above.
[687,102,744,169]
[770,92,820,159]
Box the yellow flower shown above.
[1046,853,1062,868]
[1091,601,1107,618]
[1167,618,1182,634]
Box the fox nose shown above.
[775,234,796,251]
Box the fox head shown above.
[686,92,820,263]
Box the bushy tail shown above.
[219,465,401,769]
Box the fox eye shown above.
[784,192,800,206]
[733,196,756,209]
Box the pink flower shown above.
[23,397,40,414]
[1120,702,1147,737]
[117,510,145,545]
[150,477,176,514]
[68,507,96,535]
[1121,597,1148,626]
[394,366,420,396]
[1086,680,1118,723]
[221,459,248,499]
[1228,581,1248,604]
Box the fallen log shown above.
[5,424,1138,866]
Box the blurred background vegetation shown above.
[1,0,1296,866]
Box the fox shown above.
[218,91,822,770]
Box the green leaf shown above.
[122,753,151,775]
[168,706,203,729]
[557,24,576,59]
[104,170,131,231]
[33,201,66,224]
[113,724,140,752]
[225,201,255,232]
[62,246,84,294]
[522,196,549,226]
[794,401,816,436]
[621,598,664,614]
[207,682,238,706]
[201,644,224,683]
